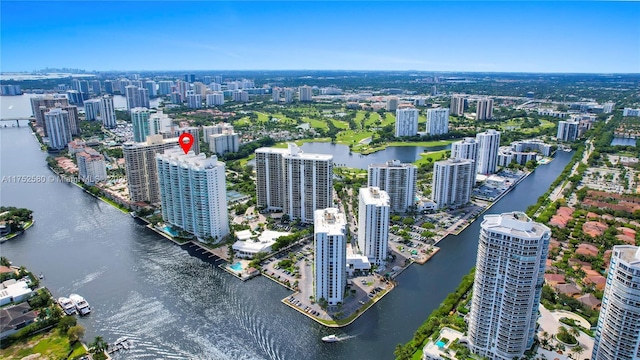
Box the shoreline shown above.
[0,219,35,243]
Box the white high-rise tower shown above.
[100,95,116,128]
[476,129,501,174]
[395,108,419,137]
[357,187,390,266]
[314,208,347,306]
[426,108,449,135]
[591,245,640,360]
[156,149,229,242]
[367,160,417,213]
[432,158,474,209]
[468,212,550,360]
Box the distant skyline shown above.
[1,1,639,73]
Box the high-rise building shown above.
[170,92,183,104]
[193,82,208,98]
[131,108,151,143]
[232,90,248,102]
[209,133,239,156]
[206,92,224,106]
[299,85,313,102]
[184,74,195,83]
[100,95,117,129]
[450,94,466,116]
[426,108,450,135]
[158,81,173,96]
[214,75,223,84]
[255,144,333,223]
[272,88,281,102]
[451,137,478,176]
[208,82,222,92]
[468,212,550,360]
[145,80,157,97]
[30,95,69,135]
[202,123,234,141]
[602,102,615,114]
[156,149,229,242]
[368,160,417,213]
[186,92,202,108]
[66,90,84,105]
[125,85,149,110]
[386,97,399,111]
[476,129,501,175]
[76,148,107,185]
[314,208,347,306]
[432,158,474,209]
[61,105,80,136]
[357,187,390,266]
[72,79,90,100]
[284,88,295,103]
[591,245,640,360]
[123,134,179,203]
[83,99,101,121]
[44,108,72,150]
[162,127,200,155]
[0,84,22,96]
[103,80,114,94]
[557,120,579,142]
[476,97,494,120]
[241,79,255,89]
[90,80,101,95]
[395,108,419,137]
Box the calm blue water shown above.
[248,142,452,169]
[611,137,637,147]
[230,262,243,271]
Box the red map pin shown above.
[178,133,194,154]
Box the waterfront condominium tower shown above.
[100,95,117,129]
[426,108,450,135]
[367,160,417,213]
[314,208,347,306]
[123,134,178,203]
[44,108,72,150]
[30,94,69,135]
[450,94,466,116]
[255,143,333,223]
[468,212,550,360]
[357,187,390,266]
[83,99,101,121]
[475,129,501,175]
[451,137,479,177]
[557,120,579,142]
[395,108,419,137]
[431,158,474,209]
[476,97,494,120]
[591,245,640,360]
[156,149,229,242]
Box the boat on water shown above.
[322,335,339,343]
[57,297,76,315]
[69,294,91,315]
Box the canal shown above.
[0,124,572,360]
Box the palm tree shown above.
[571,344,585,360]
[90,336,108,353]
[569,326,580,338]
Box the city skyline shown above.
[1,2,639,73]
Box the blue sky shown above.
[1,1,639,73]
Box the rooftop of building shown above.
[615,245,640,267]
[314,208,346,235]
[482,211,550,238]
[157,148,223,169]
[255,143,333,161]
[359,187,390,206]
[369,159,417,168]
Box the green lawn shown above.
[235,117,251,126]
[364,112,380,127]
[336,130,374,145]
[382,113,396,126]
[256,112,270,122]
[0,331,87,360]
[415,150,450,166]
[305,117,329,130]
[331,120,350,130]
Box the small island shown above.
[0,206,34,242]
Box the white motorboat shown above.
[69,294,91,316]
[322,335,339,343]
[57,297,76,315]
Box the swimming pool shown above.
[436,340,445,348]
[163,226,178,236]
[230,262,243,271]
